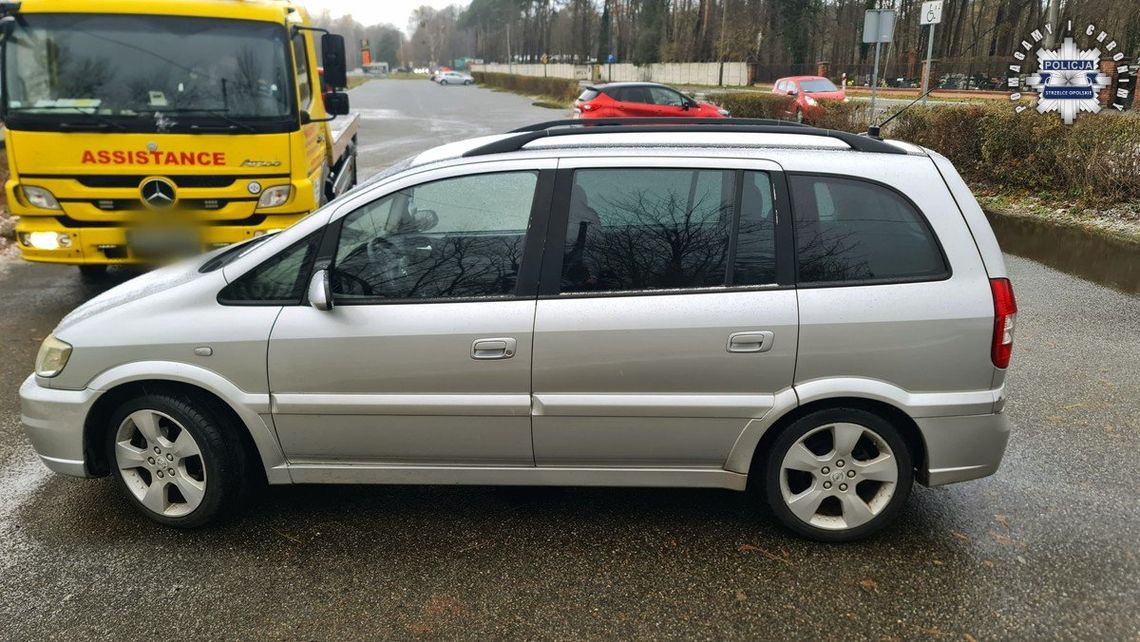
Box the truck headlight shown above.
[35,334,73,378]
[257,185,292,209]
[22,186,61,210]
[23,231,71,250]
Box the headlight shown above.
[843,96,850,103]
[22,185,61,210]
[257,185,292,209]
[22,231,72,250]
[718,108,731,117]
[35,334,73,378]
[805,96,818,106]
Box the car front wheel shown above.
[106,392,250,528]
[764,408,912,542]
[440,79,448,85]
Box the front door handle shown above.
[471,337,517,360]
[727,331,774,353]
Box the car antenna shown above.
[866,83,941,139]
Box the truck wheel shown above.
[78,265,108,282]
[106,391,251,528]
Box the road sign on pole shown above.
[920,1,943,105]
[863,9,896,120]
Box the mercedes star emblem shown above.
[140,178,177,209]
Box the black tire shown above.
[440,79,448,85]
[78,265,108,281]
[762,407,913,542]
[464,80,473,86]
[105,392,250,528]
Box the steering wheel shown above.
[330,269,374,296]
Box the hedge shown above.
[471,71,581,103]
[708,90,1140,203]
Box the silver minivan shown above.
[20,120,1016,541]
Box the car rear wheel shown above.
[763,408,912,542]
[106,392,250,528]
[464,80,472,86]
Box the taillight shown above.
[990,278,1017,368]
[580,102,594,111]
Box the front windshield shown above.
[799,79,838,93]
[3,13,295,132]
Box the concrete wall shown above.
[471,62,752,87]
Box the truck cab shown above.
[0,0,359,276]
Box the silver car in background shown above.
[436,70,474,85]
[20,119,1016,541]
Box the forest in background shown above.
[313,0,1139,84]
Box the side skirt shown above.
[284,464,748,490]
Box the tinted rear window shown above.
[578,88,600,101]
[789,175,947,284]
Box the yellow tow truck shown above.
[0,0,359,278]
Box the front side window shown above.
[3,14,294,133]
[219,232,321,303]
[650,87,685,106]
[561,168,735,293]
[789,175,948,284]
[331,171,538,301]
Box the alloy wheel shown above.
[113,409,207,518]
[778,422,899,530]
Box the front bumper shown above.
[19,375,100,478]
[15,214,304,265]
[917,412,1010,486]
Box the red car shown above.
[574,82,729,119]
[772,76,848,122]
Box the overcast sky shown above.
[302,0,463,32]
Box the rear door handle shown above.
[727,331,774,353]
[471,337,517,360]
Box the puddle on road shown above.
[986,211,1140,295]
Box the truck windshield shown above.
[2,14,295,133]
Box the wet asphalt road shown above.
[1,80,1139,640]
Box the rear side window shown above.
[219,231,321,304]
[733,171,778,285]
[578,88,599,101]
[789,175,947,284]
[561,168,735,293]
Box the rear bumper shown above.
[917,412,1010,486]
[19,375,100,478]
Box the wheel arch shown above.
[732,395,928,487]
[81,365,286,483]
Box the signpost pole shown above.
[919,2,943,106]
[871,41,881,118]
[922,24,935,105]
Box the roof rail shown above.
[463,118,905,157]
[510,117,804,132]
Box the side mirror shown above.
[321,34,348,89]
[786,89,797,96]
[0,16,16,43]
[324,91,350,116]
[413,209,439,232]
[308,269,333,311]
